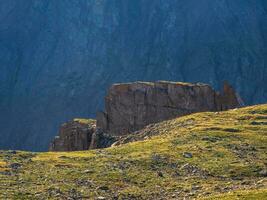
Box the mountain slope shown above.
[0,104,266,199]
[0,0,267,151]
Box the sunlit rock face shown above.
[97,81,243,135]
[0,0,266,151]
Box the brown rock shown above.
[50,80,243,151]
[49,119,96,151]
[97,81,243,135]
[49,119,117,152]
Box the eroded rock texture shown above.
[49,119,96,151]
[50,81,243,151]
[97,81,243,135]
[49,119,116,151]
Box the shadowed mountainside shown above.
[0,0,266,150]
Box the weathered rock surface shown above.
[50,81,243,151]
[88,129,117,150]
[49,119,96,151]
[97,81,243,135]
[49,119,116,152]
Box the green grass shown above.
[73,118,96,125]
[0,104,266,199]
[203,189,267,200]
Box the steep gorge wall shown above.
[0,0,266,151]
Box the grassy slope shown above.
[0,105,266,199]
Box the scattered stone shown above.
[192,185,201,191]
[202,136,220,143]
[157,171,164,177]
[117,161,130,170]
[0,171,12,176]
[9,163,21,170]
[241,180,251,185]
[76,179,93,187]
[97,197,106,200]
[97,186,109,191]
[169,162,179,169]
[231,176,243,181]
[151,154,163,162]
[214,185,222,192]
[203,192,211,195]
[180,163,209,177]
[47,188,63,197]
[7,150,17,154]
[173,171,181,177]
[183,152,193,158]
[223,128,240,132]
[84,169,94,174]
[68,188,82,199]
[250,121,267,125]
[259,169,267,177]
[59,156,68,159]
[151,154,169,166]
[257,179,264,184]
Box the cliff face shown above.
[0,0,266,151]
[97,81,243,135]
[51,81,242,152]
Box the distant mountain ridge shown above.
[0,0,266,151]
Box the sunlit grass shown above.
[0,104,266,199]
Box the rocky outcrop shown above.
[49,119,96,151]
[50,81,243,151]
[49,119,116,152]
[97,81,243,135]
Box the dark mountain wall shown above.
[0,0,266,151]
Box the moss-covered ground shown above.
[0,104,266,199]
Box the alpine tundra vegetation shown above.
[0,1,266,199]
[0,104,266,199]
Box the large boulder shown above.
[97,81,243,135]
